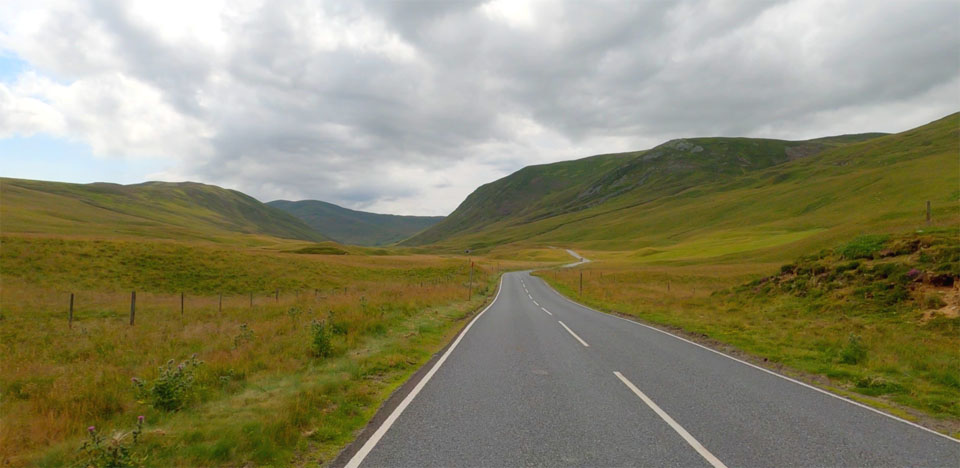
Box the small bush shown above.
[839,334,867,365]
[233,323,255,349]
[840,235,889,260]
[133,355,202,411]
[310,320,331,358]
[834,261,860,274]
[75,416,144,468]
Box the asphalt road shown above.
[345,270,959,467]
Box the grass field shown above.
[536,228,960,434]
[0,234,555,467]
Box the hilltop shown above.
[267,199,443,246]
[405,114,955,262]
[0,178,329,244]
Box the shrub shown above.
[834,261,861,274]
[839,334,867,364]
[133,355,202,411]
[924,293,947,309]
[233,323,255,349]
[75,416,144,468]
[310,320,331,358]
[840,235,889,260]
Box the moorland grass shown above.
[0,235,536,466]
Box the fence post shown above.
[69,293,74,329]
[579,271,583,297]
[129,291,136,326]
[468,261,474,299]
[275,289,279,303]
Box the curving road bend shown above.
[344,271,959,467]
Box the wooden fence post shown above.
[129,291,136,326]
[69,293,74,328]
[275,289,279,303]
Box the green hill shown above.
[405,132,889,246]
[0,178,329,244]
[404,114,955,261]
[267,199,443,246]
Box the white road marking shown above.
[558,321,589,347]
[345,277,505,468]
[533,300,539,306]
[540,307,553,316]
[528,293,532,299]
[534,275,960,443]
[614,372,727,468]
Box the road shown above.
[344,270,959,467]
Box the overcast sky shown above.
[1,0,957,215]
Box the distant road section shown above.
[563,248,590,267]
[344,271,959,467]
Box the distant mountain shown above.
[267,199,444,246]
[403,112,954,256]
[0,179,329,244]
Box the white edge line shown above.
[541,307,553,316]
[614,371,727,468]
[557,320,589,347]
[533,274,960,443]
[345,276,505,468]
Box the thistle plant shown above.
[233,323,255,349]
[310,320,331,358]
[132,354,202,411]
[75,416,145,468]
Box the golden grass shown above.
[0,235,557,466]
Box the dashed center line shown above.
[540,307,553,316]
[528,294,533,299]
[533,300,539,306]
[614,372,727,468]
[557,321,589,347]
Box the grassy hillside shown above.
[404,131,890,246]
[407,114,956,260]
[0,178,328,245]
[267,199,443,246]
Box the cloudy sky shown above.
[1,0,957,215]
